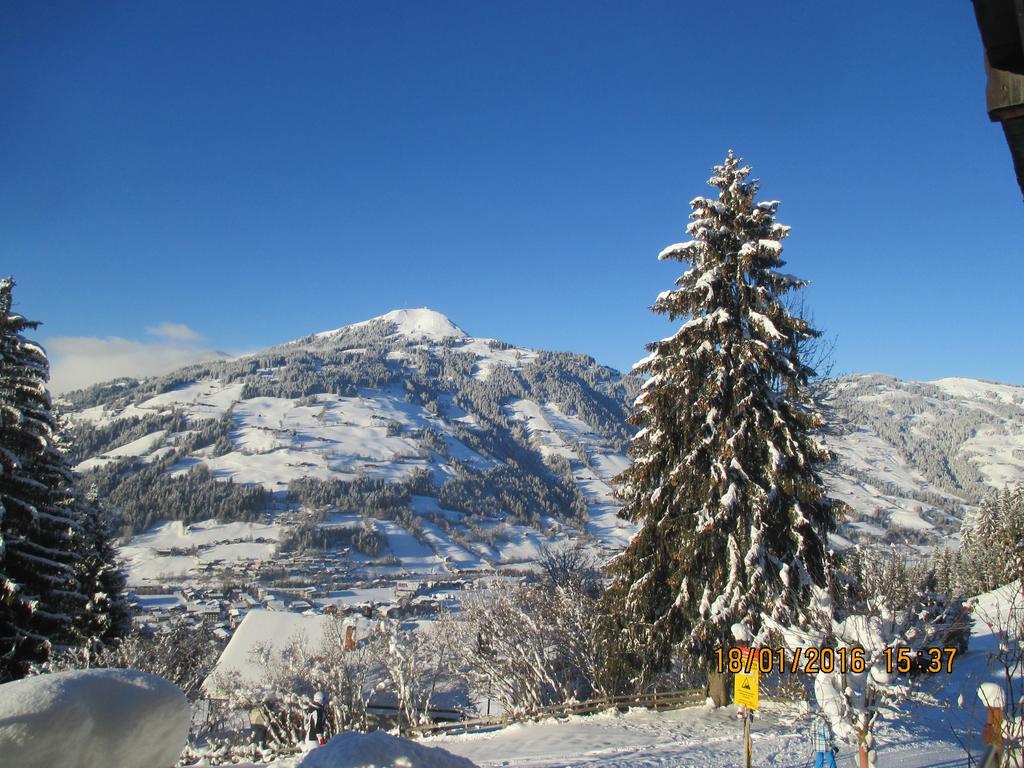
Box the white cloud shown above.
[144,322,204,342]
[47,323,225,394]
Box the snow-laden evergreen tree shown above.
[69,488,131,657]
[0,277,85,680]
[603,153,839,691]
[957,485,1024,594]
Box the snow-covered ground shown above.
[424,702,966,768]
[130,380,245,422]
[74,429,169,473]
[317,308,468,343]
[220,701,966,768]
[295,731,476,768]
[502,398,635,553]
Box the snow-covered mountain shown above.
[815,374,1024,548]
[62,309,637,583]
[59,309,1024,583]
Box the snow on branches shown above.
[603,152,840,689]
[0,278,89,680]
[442,575,610,716]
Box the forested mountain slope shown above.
[58,309,1024,580]
[61,310,637,579]
[815,374,1024,547]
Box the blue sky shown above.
[2,1,1021,392]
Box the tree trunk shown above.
[706,669,730,708]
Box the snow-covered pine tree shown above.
[0,277,86,680]
[53,407,130,657]
[603,153,839,694]
[69,489,131,657]
[957,485,1024,594]
[1004,487,1024,584]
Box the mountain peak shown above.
[373,308,467,340]
[316,307,467,342]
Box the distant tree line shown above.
[88,459,270,538]
[934,485,1024,596]
[278,519,386,556]
[438,462,587,528]
[62,408,187,464]
[238,349,399,399]
[287,474,430,517]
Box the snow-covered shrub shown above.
[840,546,970,653]
[43,616,221,702]
[537,541,602,599]
[208,616,379,759]
[196,617,459,762]
[371,619,458,735]
[766,546,971,767]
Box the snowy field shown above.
[119,519,280,585]
[502,398,635,552]
[223,701,966,768]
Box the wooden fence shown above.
[417,688,706,737]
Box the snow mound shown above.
[978,682,1006,708]
[0,668,189,768]
[296,730,477,768]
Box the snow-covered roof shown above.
[205,609,371,693]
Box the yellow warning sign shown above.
[733,648,760,710]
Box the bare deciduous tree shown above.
[371,619,457,735]
[442,578,609,717]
